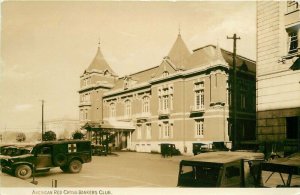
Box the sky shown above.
[0,1,256,132]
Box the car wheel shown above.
[68,160,82,173]
[15,165,32,179]
[60,165,69,172]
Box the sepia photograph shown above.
[0,1,299,194]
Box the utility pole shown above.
[227,34,240,150]
[41,100,44,141]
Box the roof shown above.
[81,120,134,131]
[262,155,300,175]
[35,140,90,146]
[167,34,191,68]
[187,45,256,73]
[182,151,264,164]
[86,46,116,75]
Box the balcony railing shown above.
[79,101,92,107]
[158,109,170,118]
[136,112,151,120]
[190,105,205,113]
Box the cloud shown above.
[14,104,33,112]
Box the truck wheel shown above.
[15,165,32,179]
[68,160,82,173]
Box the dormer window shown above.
[288,31,298,54]
[162,71,169,78]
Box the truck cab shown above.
[177,151,264,187]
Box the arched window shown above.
[109,103,116,118]
[125,99,131,117]
[142,96,150,113]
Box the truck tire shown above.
[54,153,68,166]
[15,165,32,179]
[68,160,82,173]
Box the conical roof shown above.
[167,34,191,67]
[87,46,116,75]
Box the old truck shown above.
[177,151,265,187]
[1,140,92,179]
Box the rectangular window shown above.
[146,124,151,139]
[137,125,142,140]
[288,31,298,54]
[195,119,204,137]
[286,116,299,139]
[195,90,204,110]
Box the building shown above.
[257,1,300,153]
[79,32,256,154]
[41,119,80,140]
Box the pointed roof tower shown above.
[86,41,116,75]
[167,32,191,67]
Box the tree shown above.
[16,133,26,142]
[72,130,84,140]
[43,131,56,141]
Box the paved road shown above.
[1,152,300,188]
[2,152,189,187]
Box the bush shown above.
[43,131,56,141]
[16,133,26,142]
[72,130,84,140]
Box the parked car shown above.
[177,151,265,187]
[91,144,107,156]
[160,143,181,157]
[1,140,92,179]
[193,142,230,155]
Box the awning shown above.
[81,120,135,131]
[101,119,135,130]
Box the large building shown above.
[79,32,256,154]
[257,1,300,152]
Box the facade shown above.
[79,33,256,154]
[41,119,80,140]
[257,1,300,152]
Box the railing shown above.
[190,105,205,113]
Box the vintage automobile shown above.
[177,151,265,187]
[91,144,108,156]
[160,143,181,157]
[193,142,230,155]
[261,153,300,187]
[1,140,92,179]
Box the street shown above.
[1,152,300,188]
[2,152,188,187]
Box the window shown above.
[146,124,152,139]
[195,119,204,137]
[163,95,169,110]
[162,122,173,139]
[240,93,246,110]
[142,96,150,113]
[162,71,169,78]
[288,31,298,54]
[125,100,131,117]
[195,90,204,110]
[137,125,142,139]
[194,82,204,110]
[109,103,116,118]
[286,116,299,139]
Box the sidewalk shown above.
[0,172,37,187]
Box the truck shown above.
[177,151,265,187]
[1,140,92,179]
